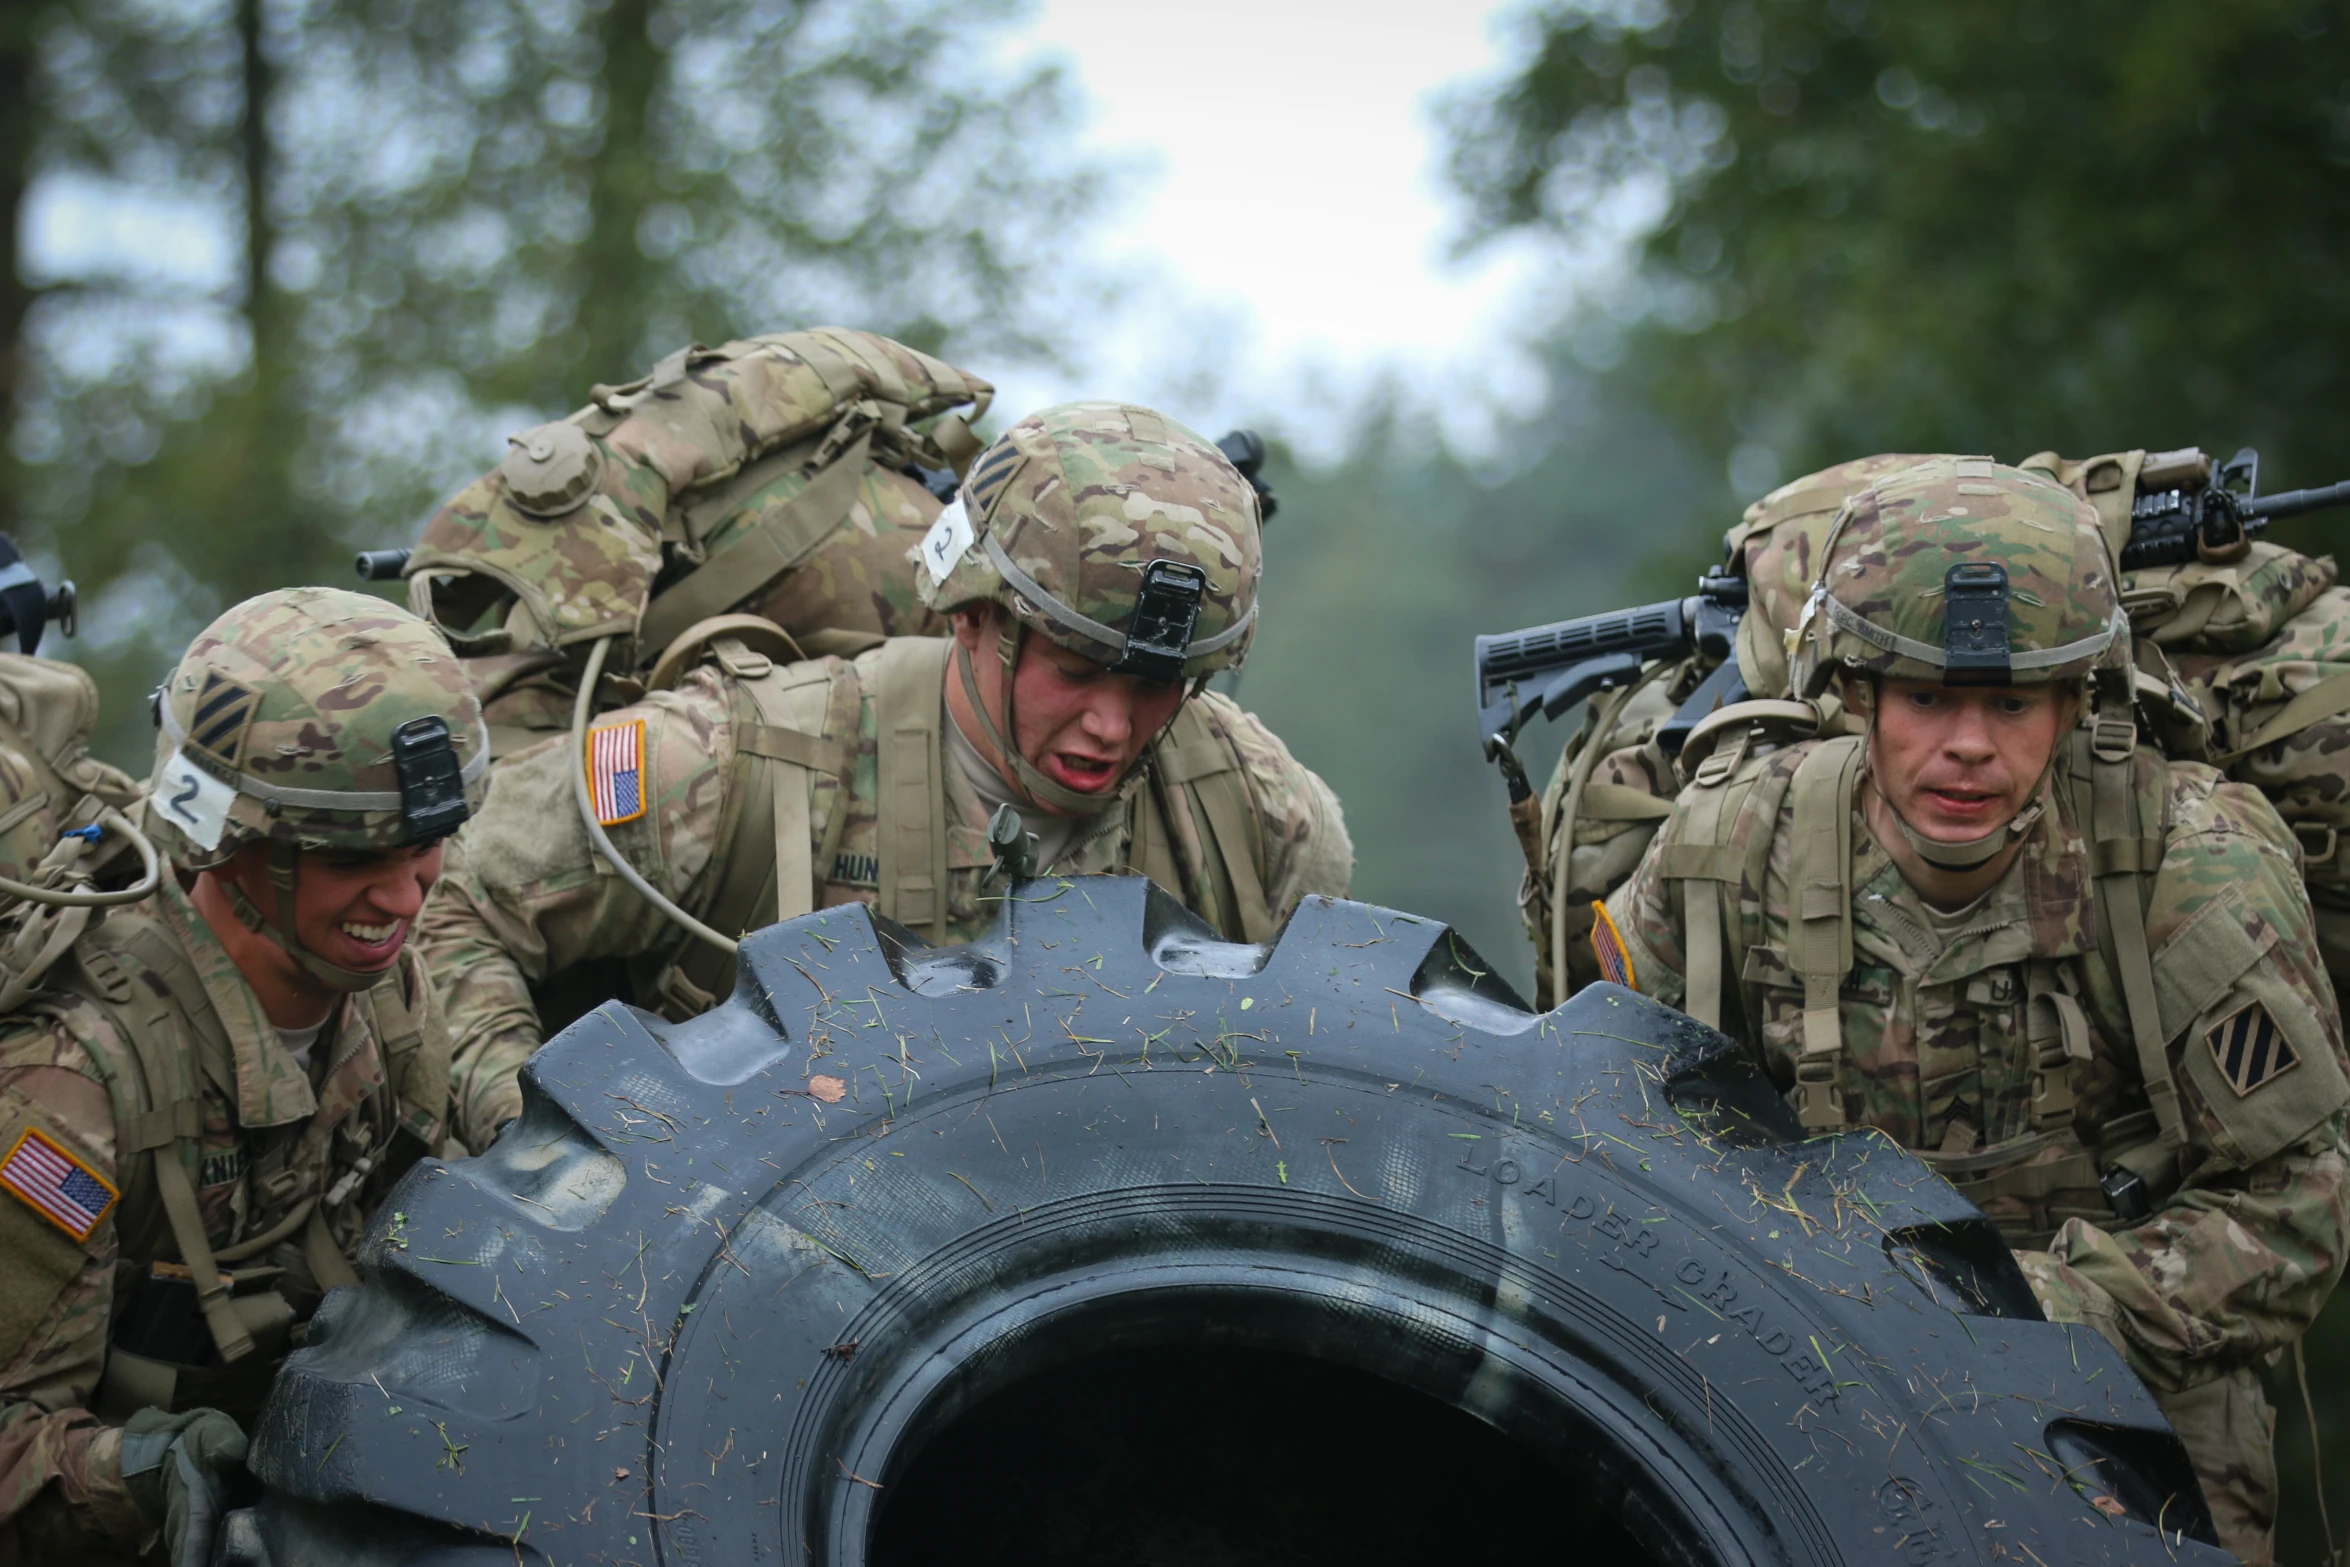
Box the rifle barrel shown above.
[2245,479,2350,523]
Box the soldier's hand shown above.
[121,1406,248,1567]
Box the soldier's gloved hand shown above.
[120,1406,249,1567]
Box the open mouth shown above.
[1044,752,1120,794]
[332,918,407,966]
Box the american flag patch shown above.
[0,1127,118,1243]
[586,719,648,826]
[2209,1002,2297,1096]
[1589,900,1637,991]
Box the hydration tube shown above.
[0,806,164,907]
[571,635,738,956]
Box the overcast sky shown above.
[994,0,1558,456]
[21,0,1567,459]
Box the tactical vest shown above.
[634,637,1275,1010]
[1660,699,2183,1249]
[34,901,448,1421]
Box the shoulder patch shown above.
[0,1126,118,1243]
[1590,900,1637,990]
[2208,1001,2298,1096]
[585,719,648,826]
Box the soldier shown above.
[424,402,1352,1147]
[1599,458,2347,1565]
[0,588,488,1565]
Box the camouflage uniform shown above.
[1603,460,2347,1565]
[0,589,488,1560]
[424,403,1351,1146]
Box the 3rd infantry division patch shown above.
[2208,1002,2298,1096]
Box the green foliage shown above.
[1446,0,2350,508]
[10,0,1098,766]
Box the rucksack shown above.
[402,326,993,754]
[1516,446,2350,1010]
[0,654,158,1008]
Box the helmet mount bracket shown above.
[1942,561,2013,687]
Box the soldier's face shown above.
[222,839,445,976]
[1864,678,2074,840]
[953,608,1187,811]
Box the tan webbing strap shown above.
[1789,737,1864,1133]
[363,973,447,1148]
[1576,785,1677,821]
[1149,707,1274,943]
[2085,724,2188,1150]
[738,713,840,926]
[874,640,949,940]
[304,1205,360,1291]
[2216,670,2350,766]
[2026,963,2094,1134]
[150,1144,254,1363]
[1665,785,1740,1031]
[637,431,874,655]
[1127,773,1192,908]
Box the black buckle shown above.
[1109,560,1207,686]
[391,716,470,842]
[2099,1166,2151,1225]
[1942,561,2012,686]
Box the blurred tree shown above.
[1445,0,2350,516]
[1235,370,1715,988]
[1448,4,2350,1556]
[9,0,1099,761]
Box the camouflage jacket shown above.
[425,639,1353,1148]
[1606,738,2350,1396]
[0,877,449,1558]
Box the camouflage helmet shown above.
[1787,457,2128,698]
[150,587,489,869]
[915,402,1263,681]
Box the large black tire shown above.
[223,879,2225,1565]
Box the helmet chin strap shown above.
[1884,795,2045,869]
[221,841,390,994]
[954,619,1150,818]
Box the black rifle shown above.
[2117,446,2350,570]
[1475,565,1748,763]
[355,548,412,582]
[0,534,75,655]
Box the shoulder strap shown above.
[67,912,255,1363]
[636,426,876,655]
[653,640,852,1008]
[874,639,950,941]
[363,961,450,1151]
[1142,704,1275,943]
[2215,669,2350,766]
[1787,735,1865,1133]
[1655,726,1790,1033]
[2074,699,2188,1151]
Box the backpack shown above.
[1517,446,2350,1010]
[404,326,992,755]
